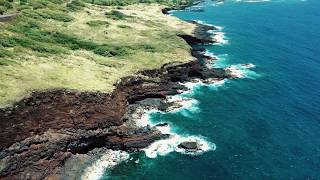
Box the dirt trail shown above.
[0,13,19,22]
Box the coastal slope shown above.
[0,1,196,107]
[0,1,228,179]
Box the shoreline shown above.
[0,3,232,179]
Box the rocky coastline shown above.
[0,17,231,179]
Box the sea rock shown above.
[178,141,200,151]
[154,123,169,127]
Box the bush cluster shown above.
[86,20,110,27]
[67,0,86,11]
[105,10,131,20]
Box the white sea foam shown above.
[193,20,228,45]
[137,87,217,158]
[210,79,227,87]
[144,130,215,158]
[81,150,129,180]
[212,32,229,45]
[155,123,172,134]
[167,95,199,113]
[135,109,159,127]
[134,101,214,159]
[203,50,219,60]
[194,20,211,26]
[180,80,202,90]
[226,65,247,78]
[194,20,223,31]
[226,63,260,79]
[179,78,226,93]
[208,25,223,33]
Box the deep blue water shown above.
[104,0,320,179]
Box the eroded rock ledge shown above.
[0,22,229,179]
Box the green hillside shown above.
[0,0,197,107]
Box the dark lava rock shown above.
[154,123,169,127]
[178,141,199,150]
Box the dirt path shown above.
[0,13,19,22]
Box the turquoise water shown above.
[103,0,320,179]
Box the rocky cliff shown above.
[0,22,231,179]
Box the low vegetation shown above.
[0,0,197,107]
[86,20,110,27]
[105,10,131,20]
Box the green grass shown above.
[86,20,110,27]
[83,0,197,8]
[0,1,196,107]
[67,0,86,11]
[105,10,131,20]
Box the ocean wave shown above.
[194,20,223,31]
[132,105,215,159]
[81,150,129,180]
[134,92,216,159]
[226,63,260,79]
[203,50,229,68]
[179,78,226,94]
[167,95,200,114]
[144,126,215,158]
[203,50,219,59]
[193,20,228,45]
[212,32,229,45]
[135,109,159,127]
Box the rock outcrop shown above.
[178,141,200,151]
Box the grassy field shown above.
[0,0,197,107]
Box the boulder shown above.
[178,141,199,151]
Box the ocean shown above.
[101,0,320,179]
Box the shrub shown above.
[67,0,86,12]
[93,45,131,57]
[20,0,28,5]
[0,37,18,47]
[16,5,32,11]
[0,48,14,57]
[47,0,65,4]
[105,10,130,20]
[117,24,131,29]
[22,9,74,22]
[0,6,6,15]
[86,20,110,27]
[0,59,16,66]
[38,9,74,22]
[136,44,157,52]
[0,1,13,9]
[84,0,197,8]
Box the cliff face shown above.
[0,22,230,179]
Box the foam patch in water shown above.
[81,150,130,180]
[138,93,216,158]
[144,130,215,158]
[135,109,159,127]
[226,63,260,79]
[167,95,200,114]
[179,78,226,94]
[212,32,229,45]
